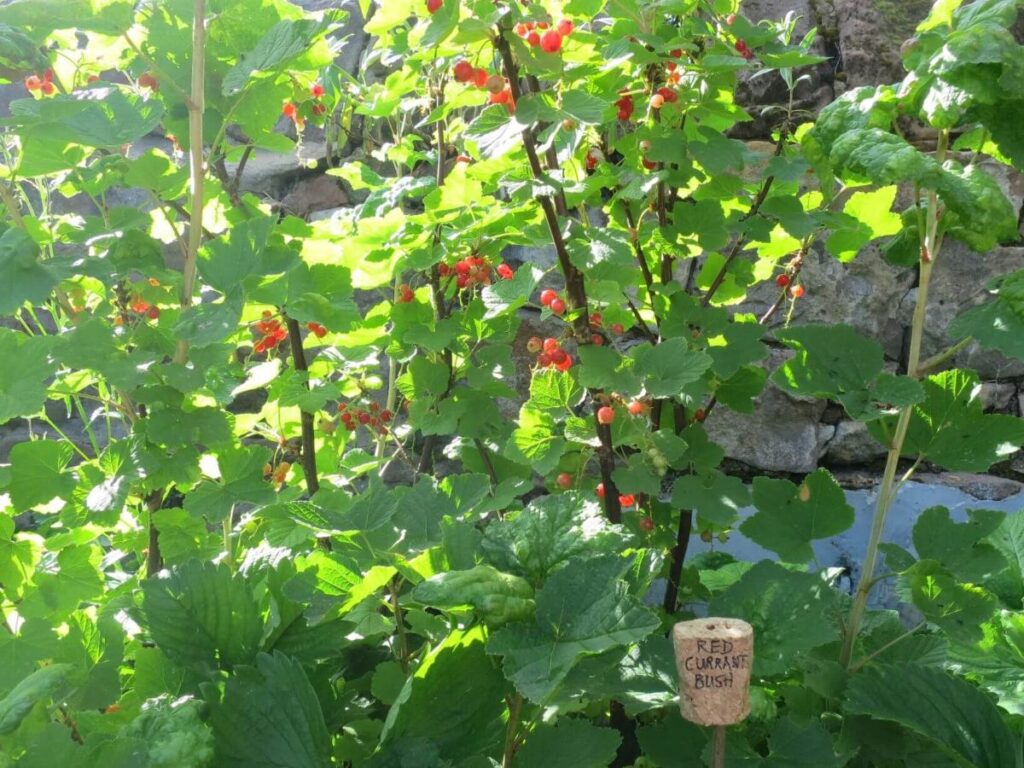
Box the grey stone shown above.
[899,244,1024,379]
[229,140,329,198]
[739,242,914,360]
[980,382,1018,413]
[833,0,932,89]
[730,0,837,139]
[826,420,888,465]
[913,472,1024,502]
[281,174,350,217]
[705,383,833,473]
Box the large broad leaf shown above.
[772,324,923,421]
[140,560,262,673]
[8,440,76,510]
[740,470,855,563]
[844,664,1021,768]
[0,0,133,38]
[935,162,1019,251]
[0,330,53,425]
[411,565,535,626]
[0,664,72,735]
[197,217,299,294]
[911,506,1007,584]
[708,561,844,676]
[987,511,1024,606]
[481,493,622,581]
[381,626,506,763]
[897,559,998,642]
[222,18,330,94]
[762,717,847,767]
[553,636,677,716]
[632,339,712,399]
[950,268,1024,361]
[183,444,276,523]
[947,611,1024,716]
[487,555,659,703]
[870,369,1024,471]
[670,470,750,527]
[205,652,331,768]
[6,88,164,149]
[504,405,566,475]
[513,718,622,768]
[0,228,59,315]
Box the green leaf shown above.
[987,511,1024,605]
[513,719,622,768]
[764,717,846,767]
[505,405,565,475]
[898,559,998,642]
[0,0,132,37]
[411,565,535,626]
[709,561,843,676]
[184,444,276,523]
[0,664,72,735]
[488,555,659,703]
[829,128,943,186]
[381,627,505,762]
[481,493,621,581]
[141,560,262,673]
[773,324,923,421]
[740,470,855,563]
[875,369,1024,471]
[912,506,1007,583]
[0,228,58,314]
[671,471,750,527]
[947,611,1024,716]
[844,664,1021,768]
[465,106,528,160]
[9,440,76,510]
[632,339,712,398]
[950,269,1024,360]
[0,330,53,425]
[529,368,584,412]
[6,88,164,149]
[197,217,298,294]
[222,18,330,94]
[206,652,331,768]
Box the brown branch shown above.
[285,317,320,497]
[495,27,620,522]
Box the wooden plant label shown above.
[672,617,754,726]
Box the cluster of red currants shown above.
[596,482,636,509]
[615,90,634,121]
[281,82,327,129]
[775,273,805,299]
[307,322,327,338]
[253,311,289,353]
[263,461,291,487]
[539,288,567,315]
[338,401,393,435]
[439,255,514,289]
[396,283,416,303]
[129,296,160,320]
[586,147,604,171]
[649,85,679,110]
[513,19,573,53]
[734,40,755,60]
[452,60,514,112]
[24,69,55,95]
[527,336,574,371]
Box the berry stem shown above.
[494,26,621,522]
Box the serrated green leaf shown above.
[844,664,1020,768]
[206,652,331,768]
[0,664,72,735]
[912,506,1007,584]
[709,561,844,676]
[487,555,659,703]
[141,560,262,673]
[671,471,750,527]
[481,493,621,580]
[632,339,712,398]
[514,718,622,768]
[741,470,855,563]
